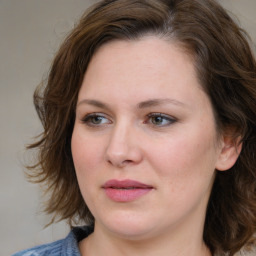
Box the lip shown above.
[102,179,154,202]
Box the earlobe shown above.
[215,135,242,171]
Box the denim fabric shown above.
[12,226,93,256]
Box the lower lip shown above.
[104,188,152,202]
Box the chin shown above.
[96,210,158,240]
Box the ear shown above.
[215,134,242,171]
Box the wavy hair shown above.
[27,0,256,255]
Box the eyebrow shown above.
[77,98,186,110]
[77,99,110,109]
[137,98,186,108]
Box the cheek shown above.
[153,140,217,216]
[148,128,218,192]
[71,127,103,172]
[71,128,104,198]
[71,128,104,206]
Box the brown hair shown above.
[28,0,256,255]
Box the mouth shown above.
[102,179,154,202]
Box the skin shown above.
[71,37,240,256]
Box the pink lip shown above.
[102,179,153,202]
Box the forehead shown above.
[89,36,194,71]
[81,37,200,96]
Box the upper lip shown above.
[102,179,153,189]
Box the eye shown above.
[146,113,176,127]
[81,113,111,126]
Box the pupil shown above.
[153,116,162,124]
[93,116,102,124]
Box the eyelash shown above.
[81,113,111,127]
[145,113,177,127]
[81,112,177,128]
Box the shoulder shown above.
[12,226,93,256]
[12,238,67,256]
[11,238,64,256]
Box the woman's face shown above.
[72,37,224,240]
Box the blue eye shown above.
[82,114,111,126]
[147,113,176,127]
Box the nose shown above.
[105,123,143,168]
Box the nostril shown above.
[124,160,133,164]
[122,160,133,166]
[107,158,133,168]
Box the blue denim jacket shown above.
[12,226,93,256]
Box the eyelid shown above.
[147,112,175,118]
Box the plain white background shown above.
[0,0,255,255]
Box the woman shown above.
[13,0,256,255]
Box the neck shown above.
[79,222,212,256]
